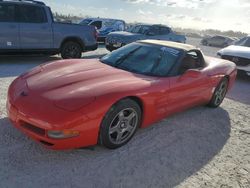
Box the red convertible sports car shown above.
[7,40,237,150]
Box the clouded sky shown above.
[43,0,250,33]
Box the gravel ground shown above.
[0,38,249,188]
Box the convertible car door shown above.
[167,53,211,114]
[167,70,210,114]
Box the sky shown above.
[43,0,250,33]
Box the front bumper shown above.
[105,41,125,51]
[7,99,100,150]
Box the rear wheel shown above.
[99,99,141,149]
[61,41,82,59]
[208,77,229,108]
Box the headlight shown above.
[48,130,80,139]
[54,96,95,111]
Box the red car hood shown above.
[24,59,154,102]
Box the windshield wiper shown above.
[114,47,141,67]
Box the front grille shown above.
[20,122,46,136]
[222,55,250,66]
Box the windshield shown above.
[234,37,250,47]
[103,21,115,27]
[79,19,92,25]
[100,43,182,77]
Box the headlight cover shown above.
[54,96,96,111]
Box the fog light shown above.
[47,130,80,139]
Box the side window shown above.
[211,36,217,41]
[132,25,141,33]
[148,26,160,35]
[213,36,224,42]
[117,21,125,31]
[19,5,47,23]
[140,26,150,34]
[90,21,102,29]
[244,38,250,47]
[160,27,170,35]
[80,19,92,25]
[0,4,16,22]
[178,51,203,74]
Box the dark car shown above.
[105,24,186,51]
[201,35,235,47]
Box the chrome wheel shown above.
[208,77,229,108]
[108,108,138,145]
[214,80,228,106]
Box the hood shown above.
[24,59,153,103]
[218,45,250,59]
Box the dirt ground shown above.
[0,38,249,188]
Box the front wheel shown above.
[99,99,141,149]
[208,77,229,108]
[61,41,82,59]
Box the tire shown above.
[99,99,142,149]
[208,77,229,108]
[61,41,82,59]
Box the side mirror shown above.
[182,69,201,78]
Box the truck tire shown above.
[61,41,82,59]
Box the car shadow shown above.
[0,106,231,187]
[227,72,250,105]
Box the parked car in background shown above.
[105,24,186,51]
[201,35,235,47]
[80,18,125,42]
[217,36,250,76]
[0,0,98,59]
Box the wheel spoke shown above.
[215,93,222,105]
[116,131,123,142]
[109,125,119,134]
[118,111,125,121]
[219,83,224,91]
[127,111,136,122]
[126,124,134,133]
